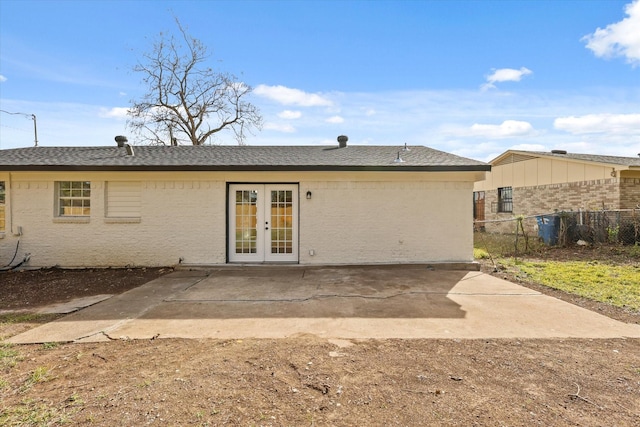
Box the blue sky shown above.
[1,0,639,161]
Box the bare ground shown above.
[1,253,639,426]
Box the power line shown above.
[0,110,38,146]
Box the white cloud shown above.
[481,67,532,90]
[468,120,535,138]
[99,107,129,119]
[510,143,547,152]
[278,110,302,119]
[254,84,333,107]
[325,115,344,124]
[554,113,640,134]
[582,0,640,66]
[263,122,296,133]
[0,75,7,83]
[2,89,638,160]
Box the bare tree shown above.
[128,19,262,145]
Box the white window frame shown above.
[56,181,91,217]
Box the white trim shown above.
[52,217,90,224]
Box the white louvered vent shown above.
[494,153,537,167]
[107,181,141,218]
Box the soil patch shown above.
[1,337,639,425]
[0,267,172,311]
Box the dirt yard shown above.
[1,256,639,426]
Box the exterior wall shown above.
[481,179,620,234]
[485,178,620,233]
[1,170,481,267]
[1,172,227,268]
[620,172,640,209]
[299,179,475,265]
[516,179,620,213]
[475,156,612,191]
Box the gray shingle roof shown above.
[517,150,640,167]
[0,145,490,172]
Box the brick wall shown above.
[620,178,640,209]
[479,178,621,234]
[2,177,226,267]
[516,179,620,213]
[1,171,477,267]
[300,180,474,264]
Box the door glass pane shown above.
[270,190,293,254]
[235,190,258,254]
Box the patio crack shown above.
[170,288,543,303]
[172,290,454,303]
[73,318,136,342]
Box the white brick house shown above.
[0,142,489,268]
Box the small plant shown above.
[67,392,84,406]
[137,379,152,388]
[42,342,59,350]
[607,225,620,243]
[473,248,490,259]
[28,366,52,385]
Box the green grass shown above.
[506,260,640,310]
[0,343,22,370]
[474,232,640,311]
[0,313,43,325]
[0,313,62,341]
[474,231,548,257]
[27,366,52,385]
[0,398,74,426]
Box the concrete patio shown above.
[7,265,640,344]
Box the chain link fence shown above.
[474,209,640,254]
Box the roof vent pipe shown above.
[115,135,128,148]
[337,135,348,148]
[394,151,405,163]
[125,144,135,156]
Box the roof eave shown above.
[490,149,639,168]
[0,164,491,172]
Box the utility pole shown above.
[31,114,38,146]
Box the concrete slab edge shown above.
[175,262,481,271]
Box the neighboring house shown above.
[474,149,640,233]
[0,141,489,268]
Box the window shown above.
[57,181,91,216]
[473,191,485,221]
[498,187,513,213]
[0,181,5,232]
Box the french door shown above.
[228,184,298,263]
